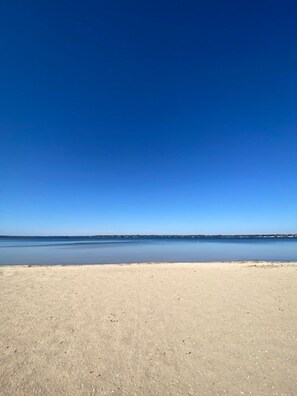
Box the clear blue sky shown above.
[1,1,297,235]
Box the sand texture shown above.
[0,262,297,395]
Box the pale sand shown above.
[0,263,297,396]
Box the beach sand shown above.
[0,262,296,395]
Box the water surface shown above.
[0,236,296,265]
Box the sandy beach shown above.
[0,262,296,395]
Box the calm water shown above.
[0,237,297,265]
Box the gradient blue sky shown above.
[1,1,297,235]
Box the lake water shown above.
[0,236,296,265]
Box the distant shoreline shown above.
[1,234,297,239]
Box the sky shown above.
[1,0,297,235]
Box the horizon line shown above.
[1,233,297,238]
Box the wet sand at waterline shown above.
[1,262,296,395]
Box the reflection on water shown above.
[0,237,296,265]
